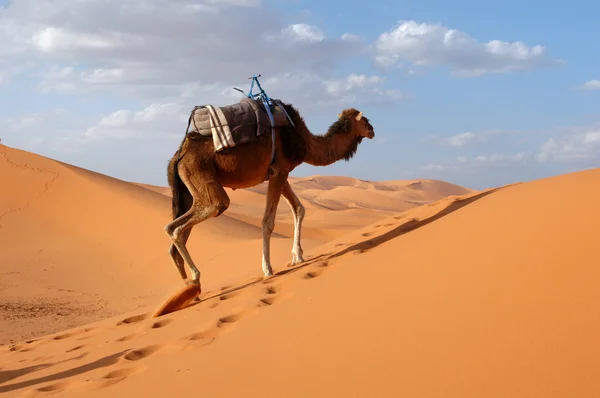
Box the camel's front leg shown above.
[261,174,286,276]
[282,180,305,265]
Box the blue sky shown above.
[1,0,599,190]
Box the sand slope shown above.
[0,144,470,345]
[1,167,599,397]
[0,145,296,344]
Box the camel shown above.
[165,100,375,290]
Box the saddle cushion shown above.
[188,97,290,152]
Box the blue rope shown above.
[234,74,295,165]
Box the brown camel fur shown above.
[165,101,375,290]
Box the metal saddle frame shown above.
[233,74,296,165]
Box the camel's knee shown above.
[214,196,230,217]
[164,223,175,238]
[262,215,275,234]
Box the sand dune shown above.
[0,144,470,345]
[1,161,600,397]
[137,175,471,234]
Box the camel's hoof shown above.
[262,269,274,279]
[292,257,305,265]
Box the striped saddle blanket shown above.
[187,97,291,152]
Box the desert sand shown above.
[1,142,600,397]
[0,144,469,344]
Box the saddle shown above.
[186,97,292,153]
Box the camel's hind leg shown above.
[168,229,191,280]
[165,168,230,287]
[282,181,305,265]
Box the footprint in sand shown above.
[78,366,146,392]
[257,283,285,307]
[115,332,144,343]
[53,327,95,340]
[257,296,280,307]
[216,313,246,328]
[117,313,150,326]
[219,290,243,301]
[264,284,281,295]
[123,345,162,361]
[304,269,324,279]
[393,215,405,220]
[102,366,145,383]
[32,355,54,362]
[353,239,376,255]
[362,232,374,237]
[35,380,74,394]
[66,345,85,353]
[150,318,174,329]
[179,330,219,350]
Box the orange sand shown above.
[2,142,599,397]
[0,144,468,345]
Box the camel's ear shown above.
[355,112,363,121]
[338,112,343,119]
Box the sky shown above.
[0,0,599,190]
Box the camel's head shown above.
[338,108,375,140]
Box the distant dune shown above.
[0,144,470,345]
[135,175,472,236]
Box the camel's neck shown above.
[304,133,358,167]
[281,104,361,167]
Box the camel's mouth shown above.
[366,131,375,139]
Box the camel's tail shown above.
[167,133,190,220]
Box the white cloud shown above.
[5,108,70,132]
[536,130,600,163]
[282,24,325,42]
[82,103,188,142]
[341,33,362,42]
[324,74,383,95]
[0,0,362,98]
[322,73,404,105]
[373,20,561,76]
[430,129,514,148]
[0,108,91,154]
[473,152,530,163]
[78,71,403,144]
[444,132,482,147]
[576,80,600,91]
[422,125,600,177]
[420,151,531,172]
